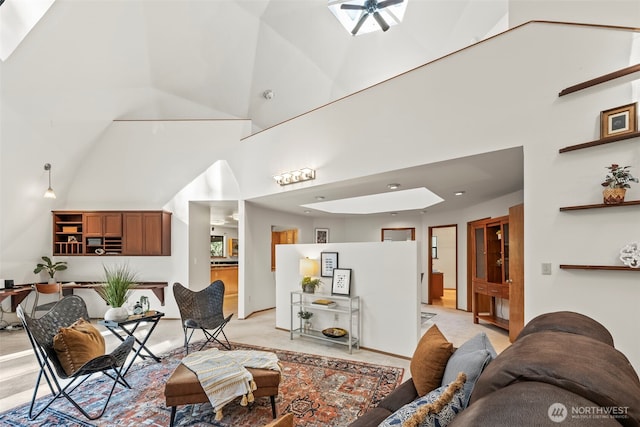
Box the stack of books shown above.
[312,299,337,308]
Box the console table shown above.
[62,281,168,306]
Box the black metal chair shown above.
[173,281,233,353]
[17,295,134,421]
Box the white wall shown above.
[275,241,421,358]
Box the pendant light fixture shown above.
[43,163,56,199]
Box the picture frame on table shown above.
[331,268,351,296]
[600,102,637,138]
[320,252,339,277]
[315,228,329,244]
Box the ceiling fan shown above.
[341,0,404,35]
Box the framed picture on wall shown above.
[315,228,329,244]
[331,268,351,296]
[320,252,338,277]
[600,102,637,138]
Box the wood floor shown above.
[430,288,456,309]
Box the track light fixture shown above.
[43,163,56,199]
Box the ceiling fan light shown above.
[328,0,408,36]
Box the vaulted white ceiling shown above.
[1,0,508,132]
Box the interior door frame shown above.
[427,224,458,308]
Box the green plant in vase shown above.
[601,164,638,204]
[96,263,138,322]
[33,256,67,283]
[301,277,322,294]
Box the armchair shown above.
[173,281,233,353]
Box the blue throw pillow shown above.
[441,332,496,407]
[378,372,466,427]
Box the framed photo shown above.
[320,252,339,277]
[600,102,637,138]
[315,228,329,244]
[331,268,351,296]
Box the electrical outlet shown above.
[334,313,339,322]
[541,263,552,275]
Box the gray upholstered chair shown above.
[17,295,134,420]
[173,281,233,353]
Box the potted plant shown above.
[33,256,67,283]
[96,263,138,322]
[298,310,313,332]
[601,164,638,204]
[301,277,322,294]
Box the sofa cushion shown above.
[469,331,640,425]
[450,381,621,427]
[516,311,614,346]
[379,372,466,427]
[441,332,496,407]
[410,325,454,396]
[53,318,105,376]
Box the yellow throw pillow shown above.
[410,325,454,396]
[53,318,106,376]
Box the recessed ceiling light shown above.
[211,219,226,226]
[304,210,311,214]
[454,191,466,196]
[315,196,325,201]
[388,183,401,190]
[390,212,398,216]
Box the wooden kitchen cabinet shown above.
[53,210,171,256]
[122,211,171,256]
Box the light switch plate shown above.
[541,263,552,275]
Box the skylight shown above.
[301,187,443,214]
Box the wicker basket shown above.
[602,188,626,205]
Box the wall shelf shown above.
[559,265,639,271]
[558,63,640,97]
[558,131,640,153]
[559,200,640,211]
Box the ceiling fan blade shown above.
[341,4,366,10]
[372,11,390,31]
[377,0,403,9]
[351,13,369,35]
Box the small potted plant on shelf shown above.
[601,163,638,204]
[298,310,313,332]
[33,256,67,283]
[301,277,322,294]
[96,263,138,322]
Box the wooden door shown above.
[508,203,525,342]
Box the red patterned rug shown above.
[0,342,404,426]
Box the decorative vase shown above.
[302,284,315,294]
[304,320,312,333]
[603,188,626,205]
[105,306,129,322]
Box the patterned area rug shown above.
[0,342,404,426]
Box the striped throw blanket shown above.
[181,348,281,420]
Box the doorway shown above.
[428,225,457,309]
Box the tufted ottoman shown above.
[165,363,281,427]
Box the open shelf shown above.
[559,200,640,211]
[558,131,640,153]
[559,265,639,271]
[558,63,640,97]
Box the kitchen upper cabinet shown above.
[123,211,171,256]
[53,210,171,256]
